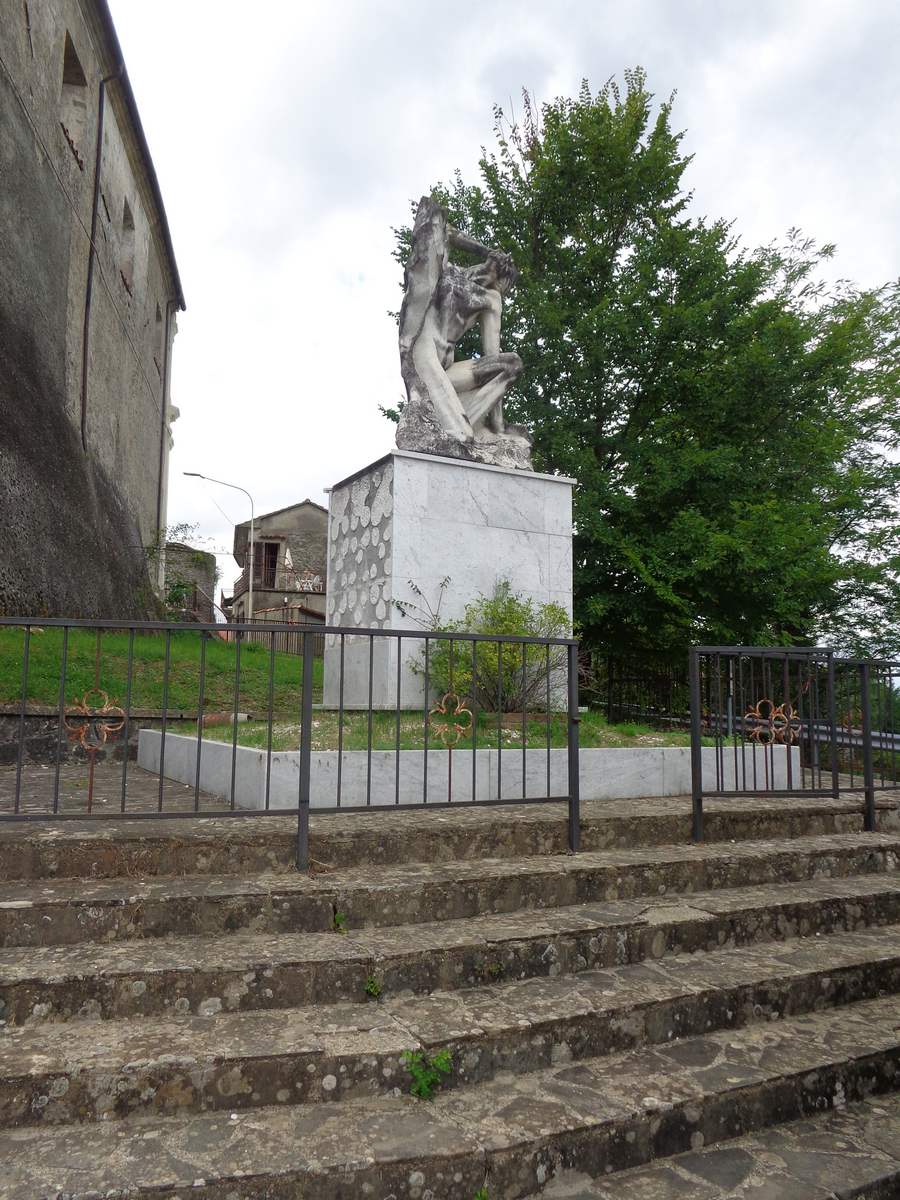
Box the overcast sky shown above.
[108,0,900,598]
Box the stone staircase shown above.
[0,794,899,1199]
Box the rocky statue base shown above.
[323,450,574,709]
[395,415,532,471]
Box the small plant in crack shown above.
[332,909,348,935]
[401,1048,452,1100]
[473,1189,490,1200]
[364,974,382,1000]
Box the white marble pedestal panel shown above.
[323,450,575,709]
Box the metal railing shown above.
[0,618,581,868]
[221,617,325,658]
[593,653,690,727]
[689,645,899,839]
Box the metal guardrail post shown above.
[296,630,314,870]
[826,653,840,799]
[859,660,876,833]
[567,642,581,853]
[689,647,703,841]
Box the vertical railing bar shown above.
[471,637,478,804]
[715,653,724,793]
[730,656,739,790]
[53,626,69,814]
[889,664,897,788]
[801,657,816,787]
[447,639,454,804]
[395,633,403,806]
[521,642,527,800]
[690,648,703,840]
[423,637,430,805]
[14,625,31,815]
[883,667,888,787]
[193,631,207,812]
[846,665,855,789]
[366,634,374,807]
[229,630,242,811]
[296,631,314,870]
[546,643,551,800]
[120,628,134,813]
[748,657,758,792]
[827,654,840,798]
[737,655,746,791]
[783,654,793,792]
[336,635,345,807]
[158,628,172,813]
[807,657,815,789]
[765,655,773,792]
[567,641,580,852]
[814,657,823,791]
[264,631,276,811]
[860,660,875,832]
[496,641,503,802]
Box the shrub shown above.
[408,581,570,713]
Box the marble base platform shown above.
[138,732,801,810]
[323,450,575,708]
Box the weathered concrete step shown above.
[2,926,899,1126]
[536,1093,900,1198]
[1,996,898,1198]
[3,873,900,1024]
[2,793,895,881]
[2,830,899,948]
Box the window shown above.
[252,542,279,589]
[120,198,135,293]
[154,303,163,376]
[60,33,87,167]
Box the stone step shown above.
[2,793,895,881]
[535,1093,900,1198]
[1,995,897,1198]
[2,925,899,1128]
[1,830,898,948]
[2,873,900,1024]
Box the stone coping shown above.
[327,447,576,493]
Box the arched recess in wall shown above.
[121,197,135,293]
[60,33,87,164]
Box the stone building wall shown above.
[163,543,217,622]
[0,0,183,617]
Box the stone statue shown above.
[396,196,532,470]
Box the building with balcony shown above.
[223,499,327,622]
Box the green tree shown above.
[388,72,900,657]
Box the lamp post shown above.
[184,472,255,622]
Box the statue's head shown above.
[471,250,519,295]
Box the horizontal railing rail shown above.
[0,618,581,868]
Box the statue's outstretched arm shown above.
[447,226,496,259]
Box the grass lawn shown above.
[0,626,323,714]
[202,709,695,752]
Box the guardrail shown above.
[689,645,898,839]
[0,618,581,868]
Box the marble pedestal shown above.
[323,449,574,709]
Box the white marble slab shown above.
[139,732,799,810]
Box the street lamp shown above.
[184,472,255,622]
